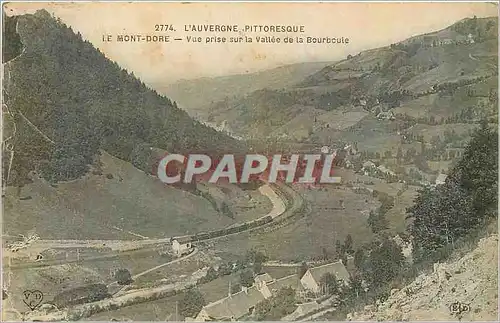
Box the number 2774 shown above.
[155,24,175,32]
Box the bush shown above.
[52,284,110,308]
[240,269,254,288]
[179,288,205,318]
[115,268,133,285]
[255,287,297,320]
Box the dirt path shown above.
[469,53,479,61]
[107,248,198,288]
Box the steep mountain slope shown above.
[192,17,497,142]
[348,234,498,321]
[161,61,332,119]
[2,10,242,187]
[2,151,224,240]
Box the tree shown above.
[408,181,474,260]
[218,262,233,276]
[231,282,242,294]
[253,261,263,275]
[114,268,133,285]
[219,202,234,219]
[363,237,404,289]
[245,249,268,275]
[240,269,254,288]
[396,147,403,164]
[322,246,330,260]
[179,288,206,318]
[367,210,388,234]
[343,234,354,255]
[353,248,365,270]
[319,273,340,295]
[347,273,364,299]
[201,267,218,283]
[255,287,297,320]
[335,240,343,258]
[298,262,308,278]
[451,121,498,218]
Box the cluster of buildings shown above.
[191,259,352,322]
[361,161,396,177]
[430,33,475,47]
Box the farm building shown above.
[254,273,273,285]
[171,237,193,257]
[194,285,266,321]
[193,260,351,321]
[377,110,395,120]
[300,261,350,295]
[377,165,396,176]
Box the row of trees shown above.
[367,191,394,234]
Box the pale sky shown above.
[4,2,498,85]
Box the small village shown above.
[191,259,352,321]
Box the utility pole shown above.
[7,253,12,289]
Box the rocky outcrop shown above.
[348,235,498,321]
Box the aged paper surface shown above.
[1,2,498,321]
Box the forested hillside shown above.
[2,10,241,186]
[407,121,498,260]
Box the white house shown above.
[467,33,475,44]
[171,237,193,257]
[194,285,265,321]
[377,110,395,121]
[254,273,273,286]
[435,173,448,186]
[377,165,396,176]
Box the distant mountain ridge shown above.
[161,61,332,118]
[170,16,498,142]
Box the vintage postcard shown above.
[1,1,498,321]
